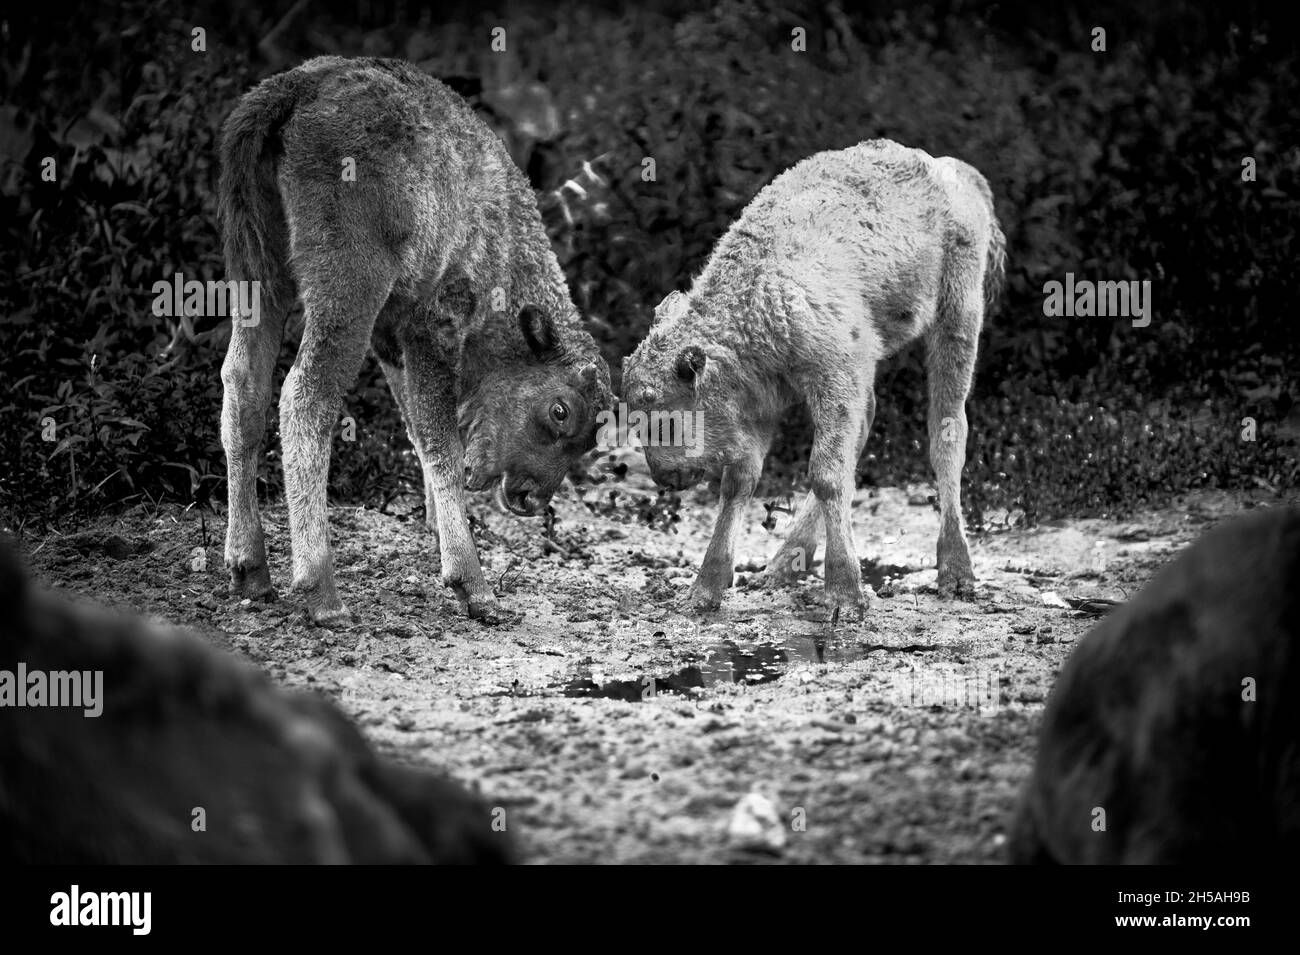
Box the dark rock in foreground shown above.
[0,539,512,864]
[1011,506,1300,864]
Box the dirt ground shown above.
[20,448,1292,864]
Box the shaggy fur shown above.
[219,56,612,625]
[0,540,511,864]
[623,140,1005,611]
[1009,507,1300,864]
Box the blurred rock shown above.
[1010,506,1300,864]
[0,538,512,864]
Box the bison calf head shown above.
[622,292,764,491]
[461,306,611,516]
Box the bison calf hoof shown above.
[937,574,976,600]
[446,579,500,622]
[465,593,501,623]
[310,604,355,629]
[228,563,276,602]
[293,577,352,628]
[759,562,815,589]
[822,583,872,616]
[688,583,724,613]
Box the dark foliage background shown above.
[1,0,1296,534]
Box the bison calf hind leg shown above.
[222,307,287,601]
[761,491,823,586]
[281,256,396,627]
[926,279,982,599]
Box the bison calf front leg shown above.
[690,459,760,612]
[379,358,439,551]
[428,450,496,620]
[764,387,874,589]
[808,394,870,614]
[402,345,498,621]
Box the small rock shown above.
[727,792,786,853]
[1039,591,1071,609]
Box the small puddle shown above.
[860,559,918,592]
[552,635,939,701]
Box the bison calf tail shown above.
[943,157,1006,315]
[218,71,308,316]
[983,211,1007,315]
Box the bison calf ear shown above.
[520,306,560,359]
[674,346,707,384]
[654,290,689,325]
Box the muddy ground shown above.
[20,448,1295,864]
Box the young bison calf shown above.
[219,57,611,626]
[1010,506,1300,864]
[623,140,1004,612]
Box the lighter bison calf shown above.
[1010,506,1300,864]
[219,57,612,625]
[623,140,1005,612]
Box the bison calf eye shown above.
[675,346,707,383]
[550,400,569,422]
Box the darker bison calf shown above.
[0,541,511,864]
[623,140,1004,612]
[219,56,611,625]
[1010,506,1300,864]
